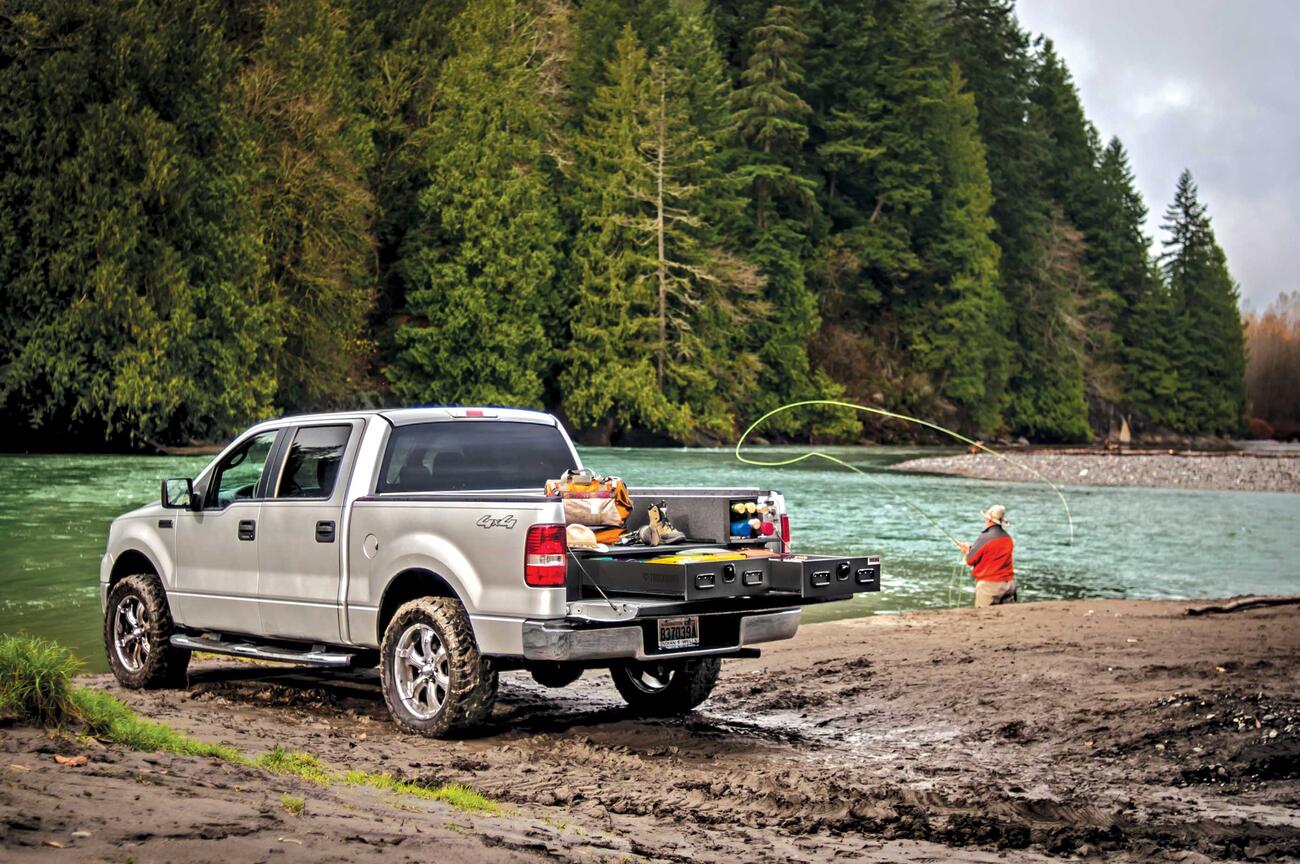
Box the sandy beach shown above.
[896,450,1300,493]
[2,599,1298,862]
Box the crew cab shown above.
[101,408,880,736]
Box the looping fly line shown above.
[733,400,1075,549]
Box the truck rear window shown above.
[376,421,576,493]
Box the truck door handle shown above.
[315,521,336,543]
[238,520,256,541]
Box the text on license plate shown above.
[657,616,700,650]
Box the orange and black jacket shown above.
[966,524,1014,582]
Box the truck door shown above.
[255,421,360,642]
[173,428,281,636]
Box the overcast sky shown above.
[1014,0,1300,310]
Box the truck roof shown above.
[251,406,559,429]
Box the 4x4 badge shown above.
[476,515,517,530]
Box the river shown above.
[2,447,1297,672]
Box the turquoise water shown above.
[2,447,1297,671]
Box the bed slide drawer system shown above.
[570,551,881,602]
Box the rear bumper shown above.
[521,607,801,662]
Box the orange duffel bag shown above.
[544,469,633,532]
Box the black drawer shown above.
[581,556,772,601]
[768,555,880,598]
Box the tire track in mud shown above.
[88,603,1300,862]
[170,665,1300,860]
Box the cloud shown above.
[1014,0,1300,308]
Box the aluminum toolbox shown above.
[578,555,773,601]
[768,555,881,599]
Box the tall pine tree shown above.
[1093,138,1180,429]
[907,64,1004,433]
[1029,39,1120,422]
[733,4,836,437]
[386,0,567,407]
[1160,170,1247,435]
[235,0,376,412]
[562,25,762,441]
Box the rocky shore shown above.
[4,599,1299,862]
[895,450,1300,493]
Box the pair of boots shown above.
[620,501,685,546]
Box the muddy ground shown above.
[3,599,1299,862]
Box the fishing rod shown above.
[733,400,1075,548]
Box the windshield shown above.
[376,421,576,493]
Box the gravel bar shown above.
[894,450,1300,493]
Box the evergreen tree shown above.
[563,28,689,438]
[343,0,463,330]
[1159,170,1247,434]
[562,25,762,440]
[236,0,376,412]
[905,64,1004,433]
[569,0,675,115]
[732,4,834,437]
[0,0,275,445]
[1029,39,1120,417]
[1003,210,1091,441]
[802,1,1002,434]
[938,0,1047,281]
[386,0,568,407]
[1094,138,1179,428]
[940,0,1097,439]
[733,4,816,230]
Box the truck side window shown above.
[207,431,278,509]
[377,422,575,493]
[275,425,352,499]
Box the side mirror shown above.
[161,478,195,510]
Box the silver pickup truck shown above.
[101,407,880,736]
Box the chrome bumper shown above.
[521,607,801,662]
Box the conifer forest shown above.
[0,0,1252,448]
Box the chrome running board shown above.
[170,633,355,667]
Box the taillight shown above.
[525,524,567,587]
[780,513,791,554]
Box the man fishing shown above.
[957,505,1017,607]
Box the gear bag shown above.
[544,469,633,531]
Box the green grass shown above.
[258,750,498,813]
[0,634,81,726]
[0,635,497,816]
[341,769,499,814]
[280,794,306,816]
[257,746,332,785]
[70,688,246,762]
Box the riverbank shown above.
[4,599,1298,861]
[895,449,1300,493]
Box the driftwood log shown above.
[1184,595,1300,616]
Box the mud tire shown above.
[380,597,497,737]
[104,574,191,689]
[610,657,721,716]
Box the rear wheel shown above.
[380,597,497,737]
[104,574,190,689]
[610,657,720,716]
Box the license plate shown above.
[657,616,700,650]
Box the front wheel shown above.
[104,574,190,689]
[380,597,497,737]
[610,657,721,716]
